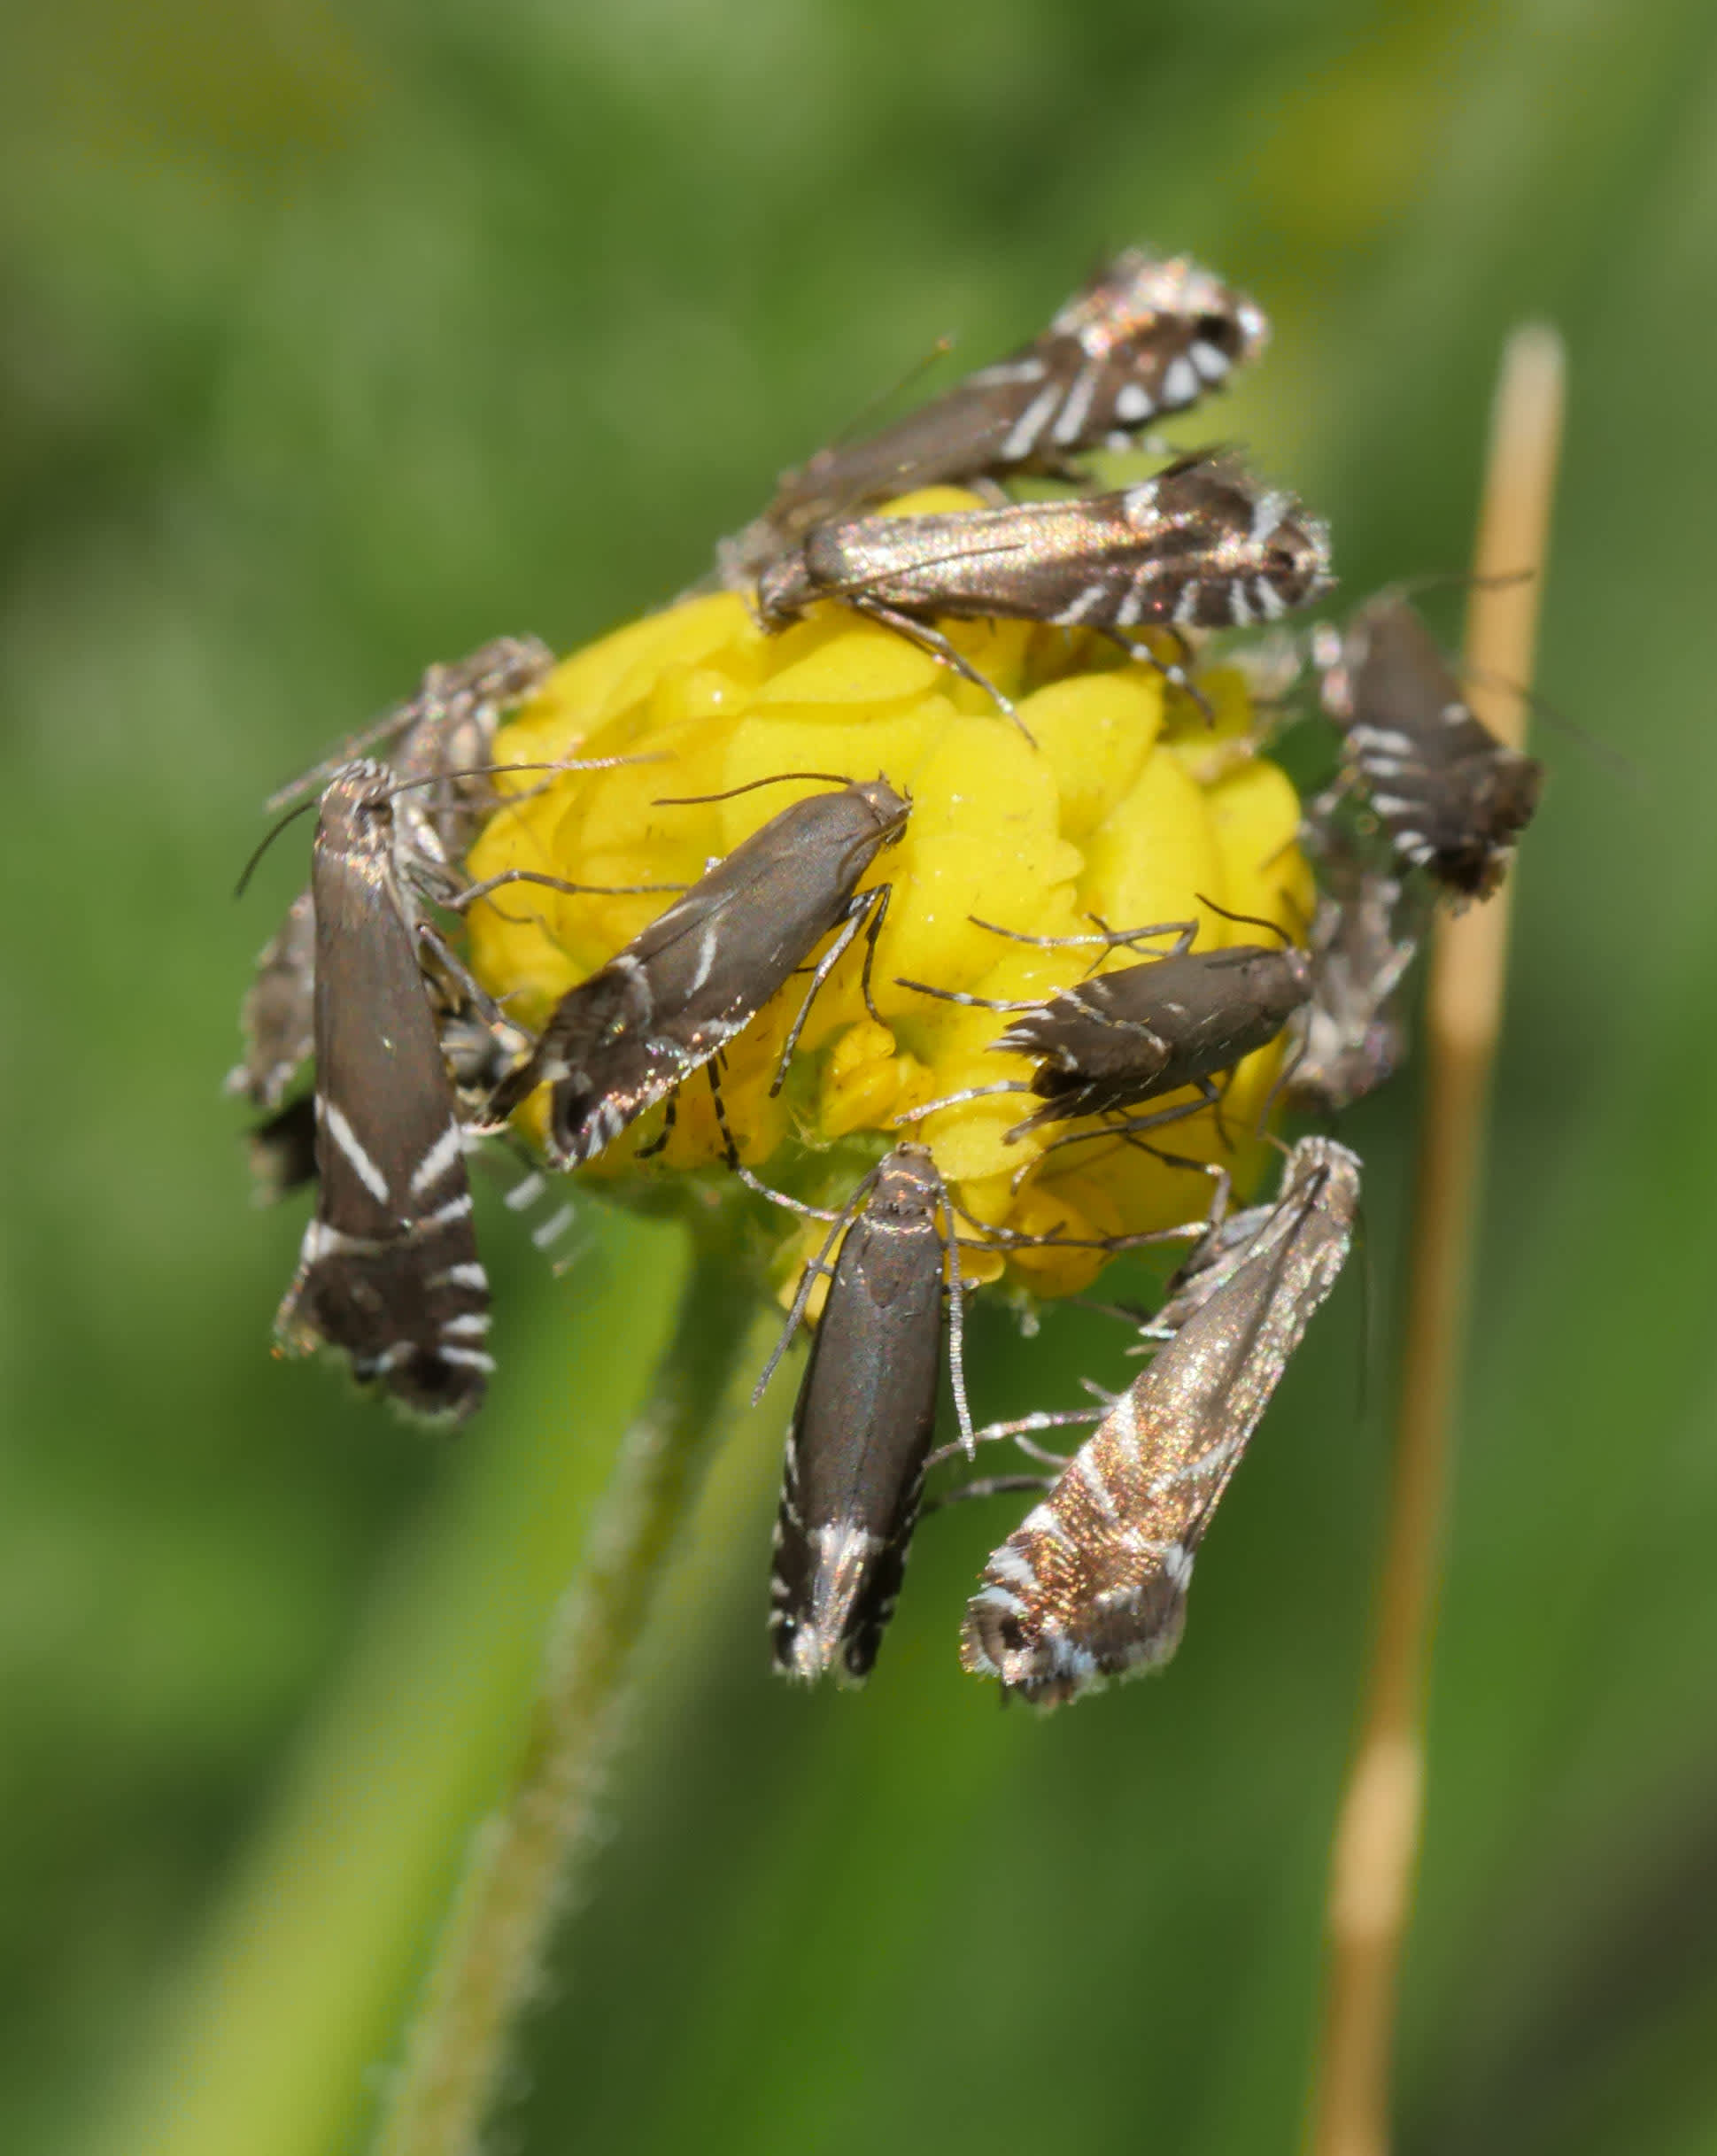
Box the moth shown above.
[900,921,1311,1150]
[482,777,909,1166]
[1282,823,1422,1115]
[961,1135,1360,1706]
[719,248,1268,582]
[228,636,553,1110]
[1316,591,1543,901]
[754,452,1332,720]
[274,761,493,1422]
[767,1145,969,1685]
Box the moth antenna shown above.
[1193,890,1295,946]
[654,770,861,805]
[933,1176,977,1460]
[1383,566,1535,601]
[818,332,957,449]
[1457,664,1640,786]
[374,753,661,808]
[233,797,320,899]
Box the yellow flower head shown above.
[464,490,1311,1306]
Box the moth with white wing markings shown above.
[481,777,910,1166]
[959,1135,1360,1707]
[763,1143,975,1686]
[754,452,1332,723]
[718,249,1268,583]
[897,915,1312,1155]
[1316,590,1543,902]
[273,761,495,1423]
[228,636,555,1112]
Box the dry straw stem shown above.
[374,1233,759,2156]
[1308,322,1566,2156]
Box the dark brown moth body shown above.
[1318,592,1543,901]
[756,452,1332,649]
[229,638,553,1111]
[997,941,1312,1135]
[770,1145,951,1685]
[241,998,527,1209]
[275,762,492,1423]
[1283,830,1422,1114]
[961,1135,1360,1706]
[720,250,1267,583]
[483,779,909,1166]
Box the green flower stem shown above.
[107,1210,759,2156]
[372,1224,761,2156]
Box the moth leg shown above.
[948,1199,1209,1260]
[635,1091,679,1159]
[751,1170,884,1405]
[414,923,533,1058]
[855,881,892,1026]
[1260,1031,1311,1129]
[893,1077,1029,1125]
[965,913,1197,960]
[1008,1096,1206,1186]
[770,884,890,1094]
[707,1063,841,1221]
[920,1475,1054,1513]
[448,867,686,911]
[849,599,1038,746]
[893,975,1044,1015]
[1101,626,1215,723]
[1199,1072,1234,1153]
[925,1406,1098,1475]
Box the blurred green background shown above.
[5,2,1717,2152]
